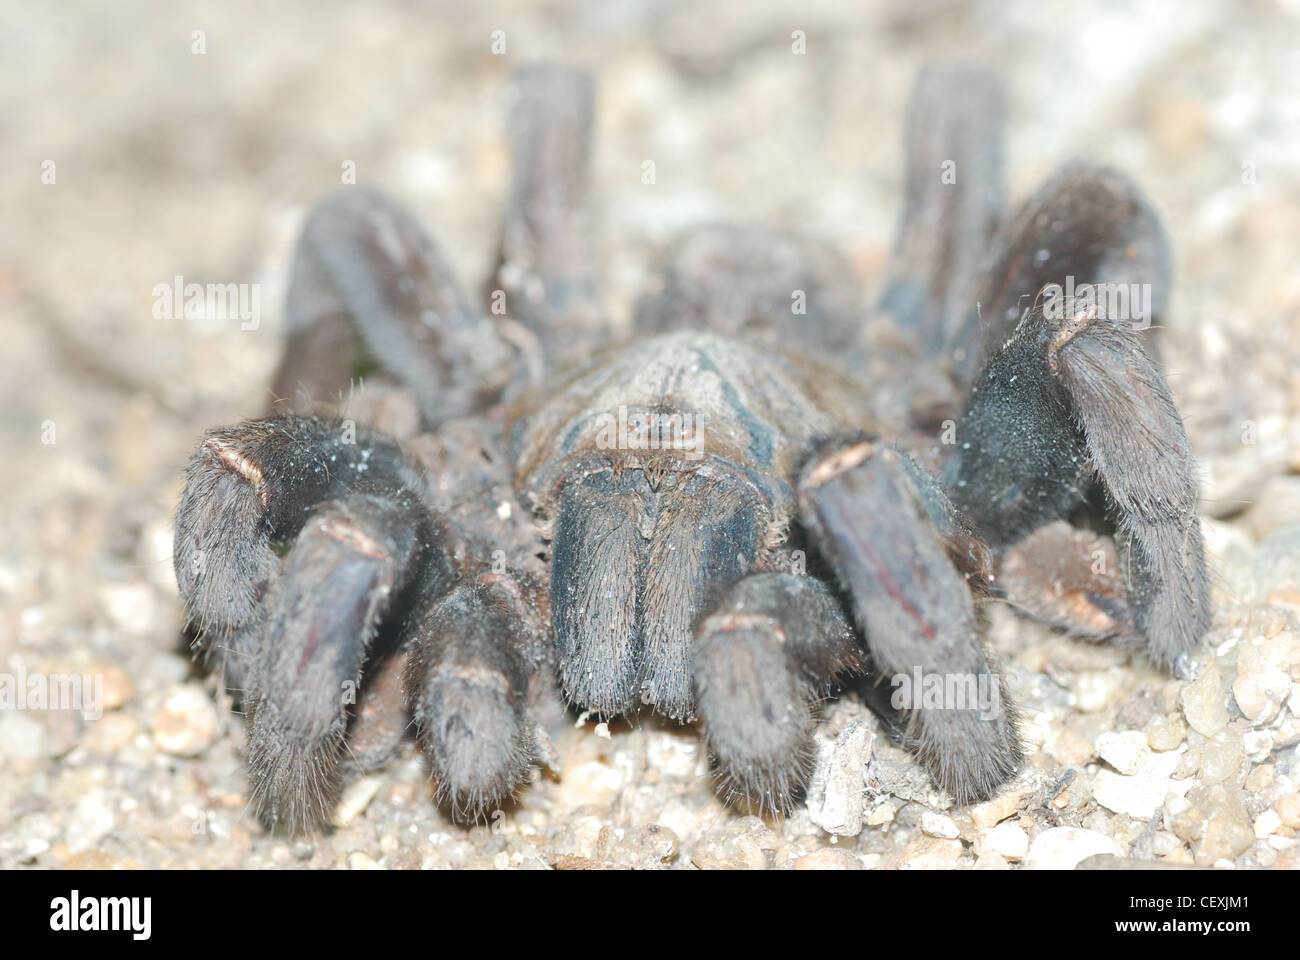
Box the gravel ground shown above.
[2,0,1300,870]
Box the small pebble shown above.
[983,822,1029,860]
[1146,716,1187,752]
[97,665,134,710]
[1182,785,1255,865]
[689,817,781,870]
[1275,793,1300,829]
[1254,810,1282,839]
[1276,713,1300,748]
[1197,815,1254,864]
[1093,748,1187,819]
[99,583,158,636]
[1196,727,1245,783]
[898,836,963,869]
[974,850,1010,870]
[1245,764,1275,792]
[1275,848,1300,870]
[1232,654,1290,723]
[1242,729,1274,762]
[1096,730,1147,775]
[1151,831,1182,857]
[1026,827,1122,870]
[970,786,1032,829]
[1181,662,1229,736]
[920,811,960,839]
[348,851,385,870]
[865,803,895,826]
[0,713,49,761]
[83,713,138,754]
[1071,672,1120,714]
[152,684,219,756]
[65,790,116,853]
[332,776,383,828]
[793,848,862,870]
[1048,728,1095,767]
[21,837,51,859]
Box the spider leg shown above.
[271,187,514,426]
[693,573,861,814]
[879,63,1005,357]
[944,300,1209,672]
[174,416,462,829]
[865,64,1004,431]
[174,416,434,647]
[798,438,1022,804]
[490,63,600,363]
[947,165,1172,392]
[244,493,435,831]
[405,569,547,821]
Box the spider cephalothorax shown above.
[174,62,1209,831]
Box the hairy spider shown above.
[174,63,1209,831]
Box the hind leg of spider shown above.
[860,64,1005,433]
[272,187,514,427]
[490,63,601,363]
[693,573,862,814]
[798,438,1023,804]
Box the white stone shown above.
[983,822,1029,860]
[1026,827,1123,870]
[1254,809,1282,839]
[920,811,959,839]
[1233,662,1291,723]
[152,684,220,756]
[22,836,50,859]
[1093,743,1192,819]
[1072,672,1121,713]
[1242,729,1275,762]
[332,775,382,828]
[66,789,115,853]
[865,803,895,826]
[1182,662,1229,736]
[0,713,49,760]
[806,720,873,837]
[1096,730,1148,775]
[100,582,158,636]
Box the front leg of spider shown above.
[798,439,1023,804]
[692,573,863,814]
[174,417,458,830]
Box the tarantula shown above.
[174,63,1209,831]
